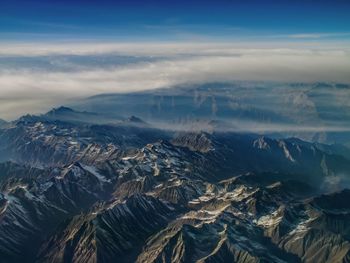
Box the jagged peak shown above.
[15,114,43,124]
[126,115,145,123]
[253,136,271,150]
[45,106,76,116]
[171,132,214,153]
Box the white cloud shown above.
[0,41,350,119]
[286,32,350,39]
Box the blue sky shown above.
[1,0,350,41]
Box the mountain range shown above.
[0,91,350,262]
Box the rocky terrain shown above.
[0,107,350,263]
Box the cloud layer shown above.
[0,41,350,119]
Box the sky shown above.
[1,0,350,41]
[0,0,350,119]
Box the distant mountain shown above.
[124,115,147,124]
[1,115,349,180]
[73,82,350,145]
[45,106,124,124]
[287,137,350,161]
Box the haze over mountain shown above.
[73,82,350,145]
